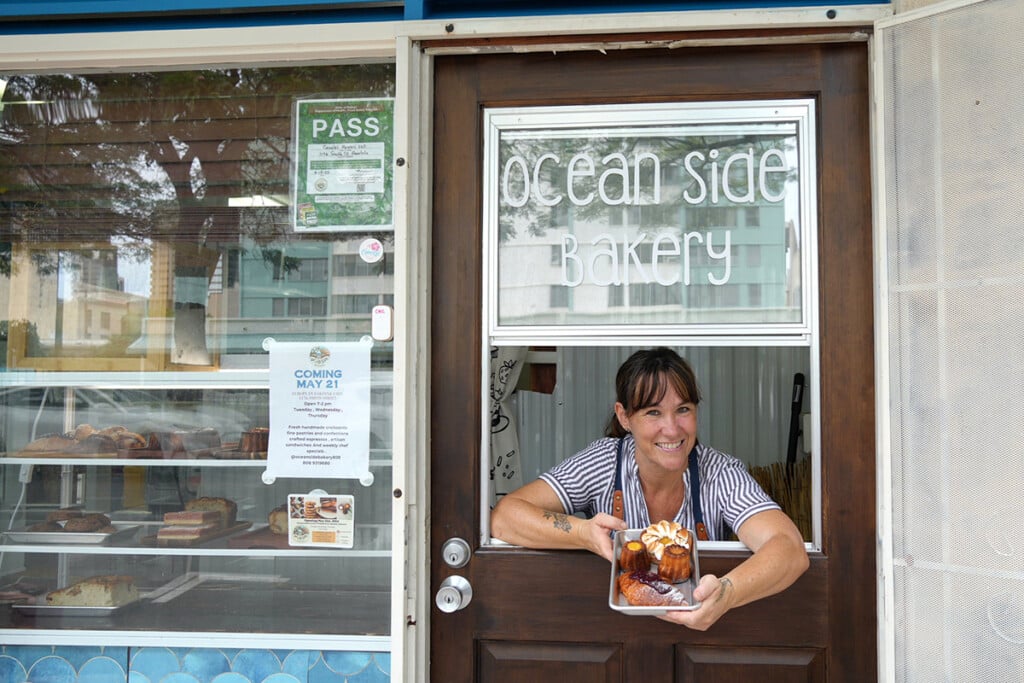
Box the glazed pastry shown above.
[617,570,689,607]
[640,520,691,561]
[619,539,651,572]
[657,542,692,583]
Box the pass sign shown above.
[292,97,395,232]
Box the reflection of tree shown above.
[0,65,396,272]
[498,131,796,241]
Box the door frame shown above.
[425,34,876,682]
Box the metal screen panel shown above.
[879,0,1024,680]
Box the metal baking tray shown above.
[3,523,140,546]
[608,528,702,615]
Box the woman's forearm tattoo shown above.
[542,510,573,533]
[717,577,734,603]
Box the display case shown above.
[0,64,398,646]
[0,378,394,644]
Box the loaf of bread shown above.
[63,514,111,532]
[46,508,83,523]
[184,497,237,528]
[268,505,288,535]
[46,575,138,607]
[20,435,76,453]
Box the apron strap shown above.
[612,437,625,520]
[689,446,710,540]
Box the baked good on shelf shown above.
[184,497,238,528]
[64,433,118,455]
[28,521,62,532]
[73,424,98,441]
[20,434,76,454]
[619,538,651,572]
[617,570,689,607]
[240,428,269,453]
[157,523,219,541]
[657,543,692,583]
[640,520,691,561]
[268,505,288,535]
[163,510,221,526]
[45,575,138,607]
[46,508,83,523]
[63,514,111,532]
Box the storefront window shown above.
[0,64,397,643]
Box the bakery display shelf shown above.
[0,542,388,557]
[1,452,394,468]
[3,523,141,546]
[13,599,141,618]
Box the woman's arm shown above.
[491,479,627,562]
[659,508,809,630]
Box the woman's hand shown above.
[578,512,628,562]
[656,573,734,631]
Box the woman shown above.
[490,347,809,631]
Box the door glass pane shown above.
[487,345,813,543]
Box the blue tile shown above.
[131,648,183,679]
[0,654,29,682]
[7,646,53,671]
[209,674,252,683]
[79,656,128,683]
[128,672,153,683]
[261,674,302,683]
[320,652,371,676]
[26,655,77,683]
[230,650,283,681]
[345,664,390,683]
[162,674,202,683]
[369,654,390,676]
[307,657,345,683]
[281,651,313,679]
[183,648,232,682]
[55,646,103,671]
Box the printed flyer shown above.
[265,340,372,481]
[287,493,354,548]
[292,97,395,232]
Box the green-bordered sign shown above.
[292,97,395,232]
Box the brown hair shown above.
[604,347,702,438]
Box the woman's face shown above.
[615,381,698,476]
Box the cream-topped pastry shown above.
[640,520,692,561]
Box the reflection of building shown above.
[497,201,790,325]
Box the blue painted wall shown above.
[0,0,888,33]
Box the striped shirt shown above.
[539,435,779,540]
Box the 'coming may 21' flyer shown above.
[265,340,372,482]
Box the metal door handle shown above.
[435,575,473,613]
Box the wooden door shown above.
[431,40,874,682]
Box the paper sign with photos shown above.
[287,493,354,548]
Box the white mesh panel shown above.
[880,0,1024,680]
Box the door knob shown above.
[441,537,472,568]
[435,575,473,613]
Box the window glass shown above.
[0,65,397,639]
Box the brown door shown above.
[431,40,874,682]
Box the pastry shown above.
[64,433,118,455]
[268,505,288,535]
[619,538,651,572]
[617,570,689,607]
[640,520,691,561]
[46,575,138,607]
[157,523,219,540]
[63,514,110,532]
[240,428,269,453]
[28,521,62,532]
[74,424,98,440]
[46,508,83,523]
[184,497,237,528]
[657,542,692,583]
[20,434,76,454]
[163,510,221,526]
